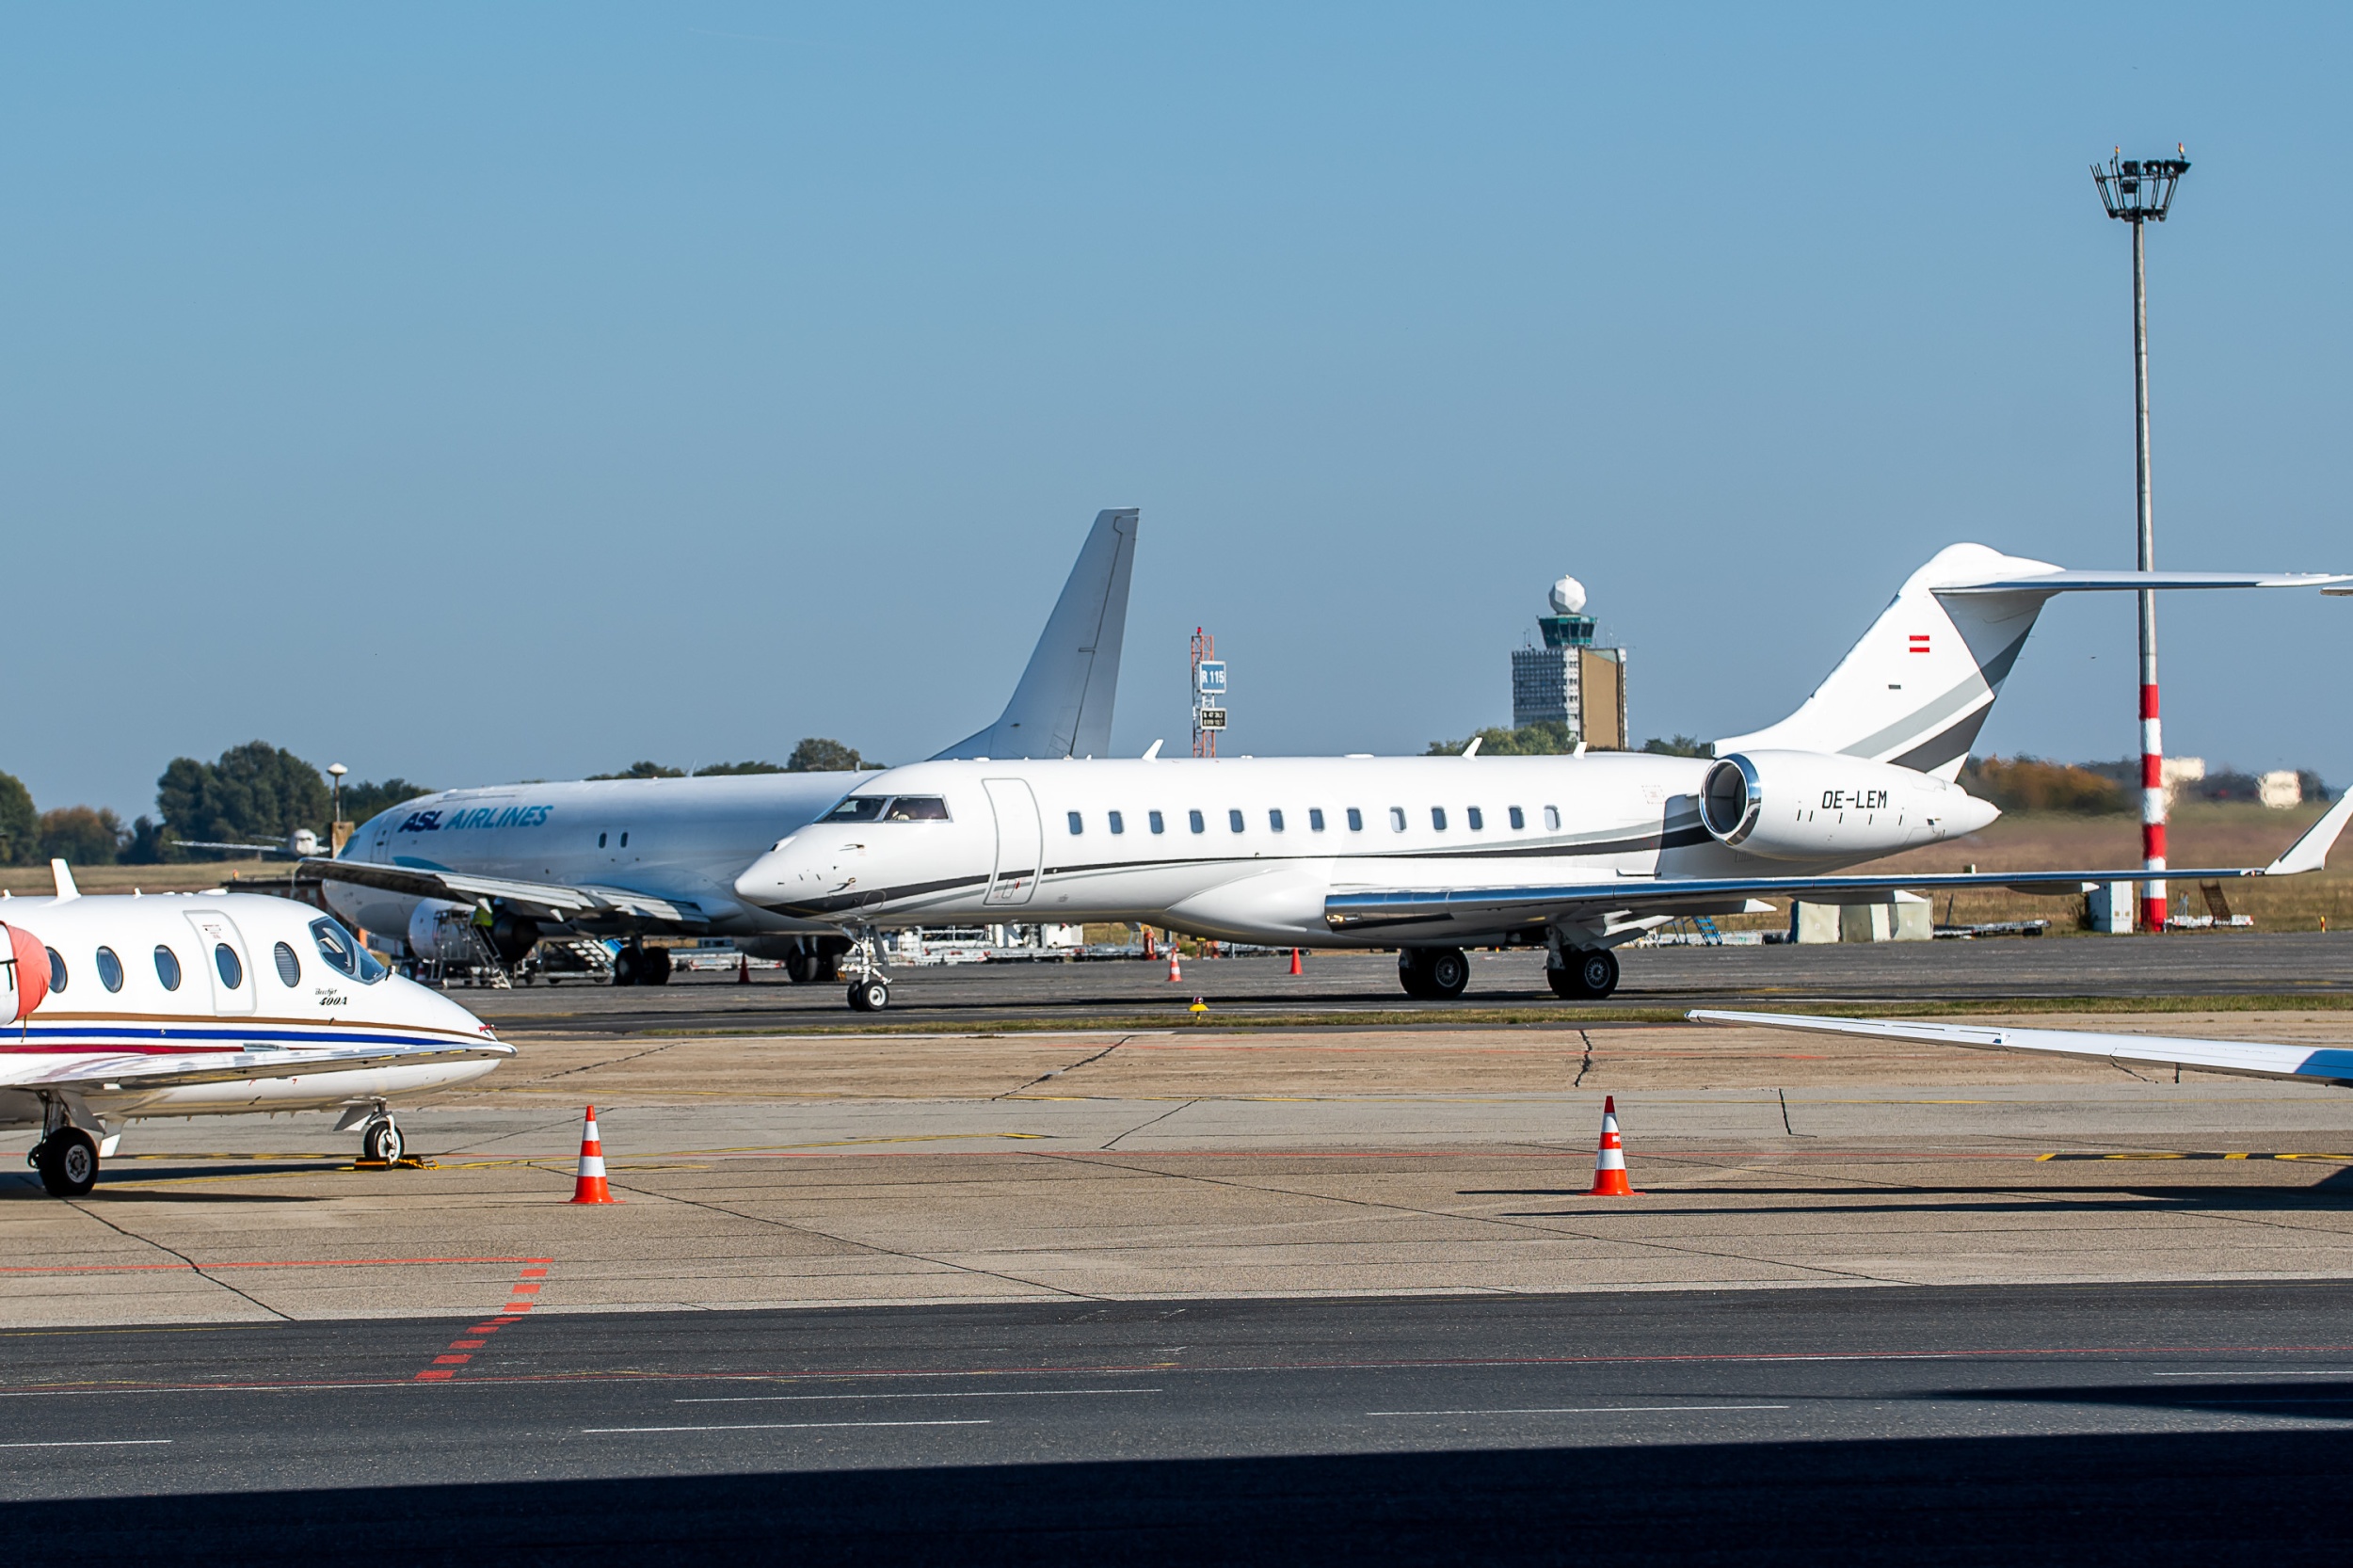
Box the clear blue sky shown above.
[6,5,2347,819]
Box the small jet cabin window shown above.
[1067,811,1084,836]
[215,944,244,989]
[1269,809,1285,832]
[1109,811,1126,835]
[1189,810,1206,834]
[1228,809,1245,833]
[153,945,183,992]
[274,941,301,986]
[1309,808,1326,832]
[1346,808,1364,832]
[1509,806,1526,830]
[885,797,951,821]
[822,796,890,824]
[1467,807,1484,831]
[1149,810,1165,834]
[1389,808,1407,832]
[1544,806,1561,831]
[43,949,65,993]
[1431,808,1448,831]
[95,947,123,993]
[311,917,388,984]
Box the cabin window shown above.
[1269,808,1285,833]
[1431,807,1448,831]
[43,948,65,993]
[1467,807,1484,831]
[274,941,301,986]
[1544,805,1561,831]
[154,945,183,991]
[1389,808,1407,832]
[96,947,123,993]
[597,832,607,848]
[1228,809,1245,833]
[620,832,630,848]
[884,797,951,821]
[311,917,389,984]
[1309,808,1326,832]
[215,944,244,989]
[1149,810,1165,834]
[1346,808,1363,832]
[1509,806,1525,830]
[1067,811,1084,836]
[1189,810,1206,834]
[1109,810,1125,835]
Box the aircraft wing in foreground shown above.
[1689,1010,2353,1088]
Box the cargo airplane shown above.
[307,507,1138,987]
[731,543,2352,1009]
[2,864,508,1197]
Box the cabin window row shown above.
[32,918,387,997]
[1063,805,1565,836]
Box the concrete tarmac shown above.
[466,932,2353,1035]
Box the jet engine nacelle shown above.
[1699,750,1998,861]
[406,899,482,963]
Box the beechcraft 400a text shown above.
[733,543,2353,1009]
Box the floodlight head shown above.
[2092,148,2190,222]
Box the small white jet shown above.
[2,864,508,1197]
[307,507,1139,987]
[731,543,2351,1009]
[1689,1010,2353,1089]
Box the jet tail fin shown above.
[933,507,1139,760]
[1714,545,2352,781]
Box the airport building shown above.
[1511,575,1628,748]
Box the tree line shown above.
[0,735,876,865]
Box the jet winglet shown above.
[934,507,1140,761]
[49,860,78,901]
[2265,788,2353,876]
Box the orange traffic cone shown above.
[737,953,751,984]
[1166,948,1183,982]
[1289,948,1303,975]
[1587,1095,1639,1196]
[569,1106,617,1204]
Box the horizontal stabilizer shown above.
[1939,569,2352,594]
[1689,1010,2353,1087]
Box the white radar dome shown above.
[1548,575,1588,616]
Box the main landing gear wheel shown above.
[33,1128,98,1198]
[642,946,672,985]
[846,975,890,1013]
[613,946,640,986]
[785,947,818,984]
[1546,947,1621,1000]
[360,1118,405,1164]
[1397,947,1470,1000]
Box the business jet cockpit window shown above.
[822,796,888,823]
[311,917,388,984]
[883,797,951,822]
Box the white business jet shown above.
[732,543,2351,1009]
[2,864,508,1198]
[308,507,1138,990]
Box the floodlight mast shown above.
[2091,147,2189,934]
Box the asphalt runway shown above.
[465,932,2353,1035]
[8,1284,2353,1563]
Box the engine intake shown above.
[1699,750,1997,860]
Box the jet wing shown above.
[297,858,706,927]
[0,1038,517,1096]
[1323,790,2353,937]
[1688,1010,2353,1087]
[1937,569,2353,595]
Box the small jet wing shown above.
[1323,796,2353,937]
[1938,569,2353,595]
[1688,1010,2353,1088]
[297,859,705,927]
[0,1038,516,1096]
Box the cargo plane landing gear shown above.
[612,940,673,987]
[1546,946,1620,1000]
[1398,946,1470,1000]
[843,927,889,1012]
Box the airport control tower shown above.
[1511,575,1627,747]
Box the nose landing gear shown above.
[843,926,889,1012]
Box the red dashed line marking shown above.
[413,1260,552,1384]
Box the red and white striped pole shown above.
[2130,215,2168,936]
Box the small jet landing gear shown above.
[843,927,889,1012]
[1546,946,1620,1000]
[29,1127,99,1198]
[1397,946,1470,1001]
[360,1115,405,1163]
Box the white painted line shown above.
[2152,1370,2353,1377]
[677,1388,1160,1404]
[1367,1404,1789,1417]
[584,1420,991,1433]
[0,1439,172,1448]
